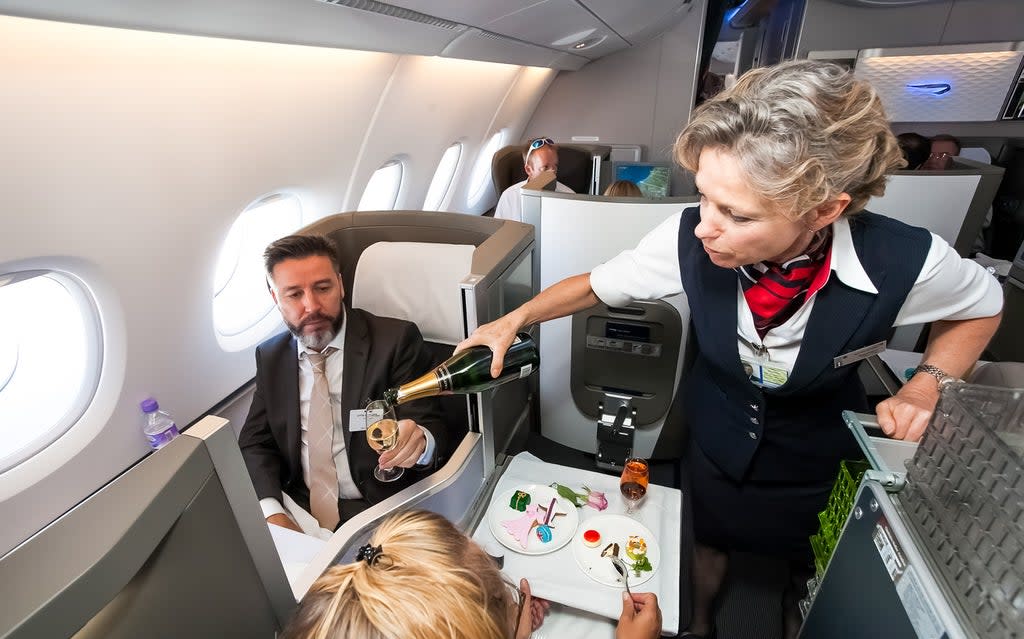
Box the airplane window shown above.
[423,143,463,211]
[213,193,303,351]
[358,160,404,211]
[467,130,507,209]
[0,272,100,472]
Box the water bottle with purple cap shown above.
[141,397,180,450]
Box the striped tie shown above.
[738,229,832,339]
[307,348,339,531]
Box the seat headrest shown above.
[958,147,991,164]
[967,362,1024,388]
[352,242,475,345]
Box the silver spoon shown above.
[609,556,633,598]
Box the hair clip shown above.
[357,543,383,565]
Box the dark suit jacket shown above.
[238,308,447,515]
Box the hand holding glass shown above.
[619,457,649,515]
[365,400,403,482]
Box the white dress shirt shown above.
[260,315,437,520]
[590,212,1004,372]
[494,178,574,222]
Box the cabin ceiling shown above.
[0,0,697,71]
[383,0,694,59]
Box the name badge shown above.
[349,408,382,432]
[833,341,887,369]
[740,353,791,389]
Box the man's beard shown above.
[287,308,345,352]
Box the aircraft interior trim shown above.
[2,0,1024,637]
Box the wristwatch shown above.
[913,364,959,389]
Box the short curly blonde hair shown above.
[675,60,905,220]
[282,510,517,639]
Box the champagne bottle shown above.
[382,333,539,405]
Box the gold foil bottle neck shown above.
[393,369,443,404]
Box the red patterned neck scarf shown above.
[738,228,833,339]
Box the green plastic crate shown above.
[810,459,870,579]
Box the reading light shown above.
[571,36,605,50]
[552,29,595,47]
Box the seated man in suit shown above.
[494,137,574,222]
[238,234,446,534]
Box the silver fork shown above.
[609,556,633,598]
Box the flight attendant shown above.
[457,60,1003,638]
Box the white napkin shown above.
[472,452,681,635]
[281,492,334,541]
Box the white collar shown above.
[297,311,347,361]
[829,216,878,295]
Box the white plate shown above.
[487,484,579,555]
[572,514,660,588]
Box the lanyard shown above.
[737,333,769,359]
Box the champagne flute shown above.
[365,400,404,482]
[619,457,649,515]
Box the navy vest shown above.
[677,208,932,482]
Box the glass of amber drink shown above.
[619,458,649,515]
[365,400,403,482]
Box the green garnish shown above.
[550,482,585,506]
[631,555,653,575]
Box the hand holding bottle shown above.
[454,313,524,378]
[383,332,538,405]
[455,272,599,378]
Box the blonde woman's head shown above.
[604,180,643,197]
[282,510,516,639]
[674,60,904,220]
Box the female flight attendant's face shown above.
[694,147,829,269]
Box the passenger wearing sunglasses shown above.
[920,133,961,171]
[494,137,575,222]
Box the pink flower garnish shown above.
[550,483,609,511]
[584,486,608,511]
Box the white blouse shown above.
[590,213,1004,372]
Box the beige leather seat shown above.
[968,361,1024,388]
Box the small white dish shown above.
[487,484,579,555]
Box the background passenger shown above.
[604,180,643,197]
[238,235,446,536]
[920,133,962,170]
[494,137,575,222]
[457,60,1002,639]
[896,132,930,170]
[281,509,662,639]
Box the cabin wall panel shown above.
[448,66,561,212]
[0,15,551,556]
[523,1,705,193]
[346,56,553,212]
[797,0,1024,138]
